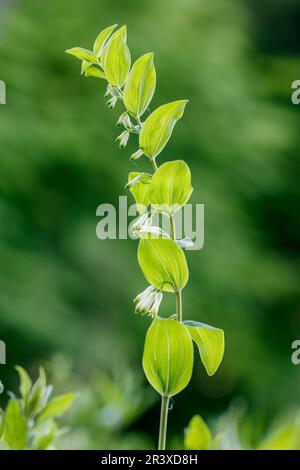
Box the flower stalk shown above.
[66,24,225,451]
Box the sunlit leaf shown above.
[149,160,193,213]
[184,321,225,376]
[123,53,156,118]
[102,27,131,87]
[84,65,106,79]
[93,24,118,56]
[138,238,189,292]
[184,415,212,450]
[65,47,98,64]
[127,172,152,214]
[143,317,194,397]
[4,400,27,450]
[139,100,188,159]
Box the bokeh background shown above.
[0,0,300,449]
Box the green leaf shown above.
[0,381,3,394]
[149,160,193,213]
[93,24,118,56]
[143,317,194,397]
[139,100,188,159]
[4,400,27,450]
[84,65,106,79]
[138,238,189,293]
[15,366,32,401]
[184,321,225,376]
[37,393,75,425]
[33,421,57,450]
[65,47,98,64]
[123,53,156,118]
[28,366,50,417]
[258,423,300,450]
[102,28,131,87]
[127,172,152,214]
[184,415,212,450]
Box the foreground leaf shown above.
[123,53,156,118]
[139,100,188,159]
[143,317,194,397]
[15,366,32,404]
[184,321,225,376]
[4,400,27,450]
[138,238,189,292]
[184,415,212,450]
[37,393,75,425]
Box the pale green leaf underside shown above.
[65,47,98,64]
[84,65,106,79]
[149,160,193,213]
[128,172,152,214]
[143,317,194,397]
[139,100,188,159]
[138,238,189,292]
[184,320,225,376]
[123,52,156,118]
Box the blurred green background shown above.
[0,0,300,449]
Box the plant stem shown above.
[175,289,183,322]
[151,158,158,172]
[158,395,170,450]
[169,213,176,239]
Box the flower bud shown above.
[130,149,144,161]
[116,131,130,148]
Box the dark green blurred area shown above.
[0,0,300,449]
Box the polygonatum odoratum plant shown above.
[66,24,225,450]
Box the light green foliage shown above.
[84,66,106,79]
[184,321,224,376]
[139,100,188,160]
[127,172,152,214]
[258,423,300,450]
[123,53,156,118]
[143,318,194,397]
[149,160,193,213]
[0,366,75,450]
[102,27,131,87]
[93,24,118,57]
[65,47,98,64]
[184,415,212,450]
[138,238,189,292]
